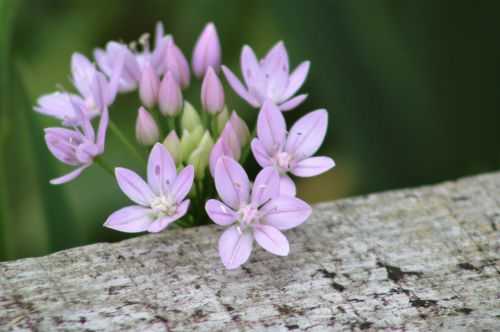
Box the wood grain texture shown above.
[1,172,499,331]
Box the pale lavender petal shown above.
[155,22,165,48]
[165,42,191,89]
[220,122,241,160]
[192,22,221,77]
[254,224,289,256]
[279,175,296,196]
[104,205,154,233]
[252,167,280,207]
[34,92,85,122]
[150,35,171,72]
[205,199,236,226]
[45,128,81,165]
[214,156,250,210]
[135,107,159,146]
[278,94,308,111]
[170,165,194,202]
[90,72,110,111]
[210,138,234,177]
[261,41,289,77]
[147,143,177,195]
[201,67,225,114]
[250,138,272,168]
[115,167,155,206]
[221,66,259,107]
[96,107,109,153]
[218,226,253,269]
[75,143,99,164]
[281,61,310,102]
[50,164,89,185]
[241,45,264,88]
[291,156,335,177]
[229,111,250,147]
[147,199,190,233]
[285,109,328,157]
[261,196,311,230]
[264,42,289,100]
[71,53,95,96]
[257,101,286,153]
[139,62,160,108]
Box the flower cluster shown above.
[35,22,335,269]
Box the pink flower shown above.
[164,40,191,89]
[209,138,234,176]
[192,22,221,78]
[135,107,159,146]
[251,101,335,196]
[206,157,312,269]
[222,42,310,111]
[139,62,160,108]
[105,143,193,233]
[159,71,183,116]
[201,67,225,114]
[44,103,109,185]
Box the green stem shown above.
[95,156,115,177]
[167,117,176,134]
[108,119,146,166]
[201,110,209,129]
[240,125,257,165]
[152,108,167,138]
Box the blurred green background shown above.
[1,0,499,261]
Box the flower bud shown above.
[180,101,202,132]
[213,106,229,137]
[135,106,159,146]
[159,71,183,116]
[164,41,191,89]
[188,147,207,180]
[229,111,250,147]
[181,125,204,162]
[209,138,234,176]
[192,22,221,78]
[199,131,214,163]
[220,122,241,160]
[201,67,224,114]
[162,131,182,166]
[139,62,160,108]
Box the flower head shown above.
[222,42,310,111]
[251,101,335,196]
[192,22,221,78]
[44,102,109,185]
[206,157,311,269]
[104,143,193,233]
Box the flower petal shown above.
[115,167,155,206]
[50,164,89,185]
[221,65,259,107]
[214,156,250,210]
[219,226,253,269]
[96,107,109,153]
[104,205,154,233]
[257,101,286,154]
[278,93,308,111]
[34,92,85,122]
[281,61,310,102]
[241,45,264,88]
[285,109,328,157]
[170,165,194,202]
[254,224,289,256]
[205,199,237,226]
[210,138,234,177]
[252,167,280,207]
[147,199,190,233]
[250,138,272,168]
[261,41,289,77]
[291,156,335,177]
[261,196,312,230]
[147,143,177,195]
[279,175,296,197]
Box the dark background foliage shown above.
[1,0,499,260]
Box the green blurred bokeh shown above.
[1,0,499,260]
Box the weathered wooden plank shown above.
[1,172,499,331]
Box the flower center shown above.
[238,204,260,226]
[150,195,176,217]
[275,151,293,171]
